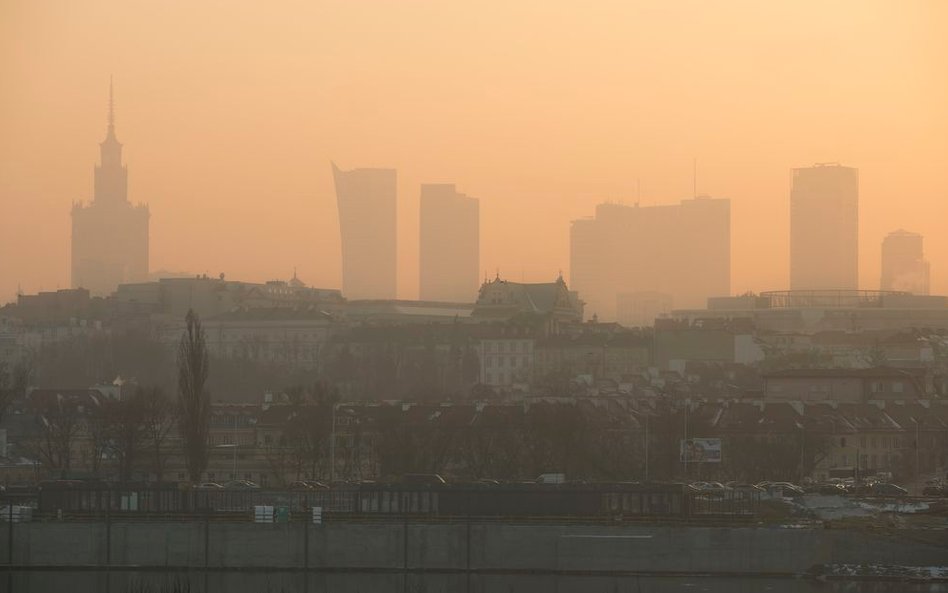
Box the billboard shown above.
[680,438,722,463]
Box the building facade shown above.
[419,184,479,303]
[570,197,730,321]
[789,163,858,291]
[881,230,930,295]
[331,163,397,300]
[71,82,149,296]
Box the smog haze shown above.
[2,0,947,302]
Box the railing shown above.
[17,483,760,522]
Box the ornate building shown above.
[71,81,149,296]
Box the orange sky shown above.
[2,0,947,304]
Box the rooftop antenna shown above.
[693,157,697,199]
[636,178,641,202]
[107,75,115,137]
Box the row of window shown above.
[482,341,532,354]
[484,355,531,369]
[839,435,939,450]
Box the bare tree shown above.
[32,396,82,477]
[142,386,175,482]
[83,396,112,477]
[108,391,149,481]
[177,310,210,484]
[0,358,32,424]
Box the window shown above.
[892,381,904,393]
[861,436,867,448]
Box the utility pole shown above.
[330,403,338,483]
[683,399,689,478]
[914,417,920,495]
[644,413,650,482]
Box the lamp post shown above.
[799,424,806,483]
[330,403,338,484]
[215,444,237,481]
[644,412,650,482]
[683,399,689,478]
[912,416,920,495]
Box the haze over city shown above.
[2,0,948,305]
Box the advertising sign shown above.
[680,438,722,463]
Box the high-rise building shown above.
[881,230,930,295]
[570,196,730,321]
[71,81,149,296]
[331,163,397,300]
[789,163,858,291]
[419,184,479,302]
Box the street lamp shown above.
[214,412,239,481]
[330,402,339,484]
[214,444,238,480]
[911,416,920,495]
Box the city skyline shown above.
[2,1,947,304]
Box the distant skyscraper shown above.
[419,184,479,302]
[881,230,930,295]
[331,163,397,300]
[71,81,149,296]
[789,163,858,291]
[570,196,730,321]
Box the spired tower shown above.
[71,80,150,296]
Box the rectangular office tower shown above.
[790,163,859,291]
[331,163,397,300]
[419,184,479,302]
[570,197,730,322]
[881,230,930,295]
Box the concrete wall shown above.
[4,520,948,574]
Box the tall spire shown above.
[107,75,116,139]
[95,75,127,203]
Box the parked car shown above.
[690,481,731,497]
[922,483,945,497]
[762,482,805,497]
[402,474,447,485]
[810,482,847,495]
[870,483,908,497]
[728,483,764,499]
[222,480,260,490]
[196,482,223,490]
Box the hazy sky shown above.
[2,0,947,304]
